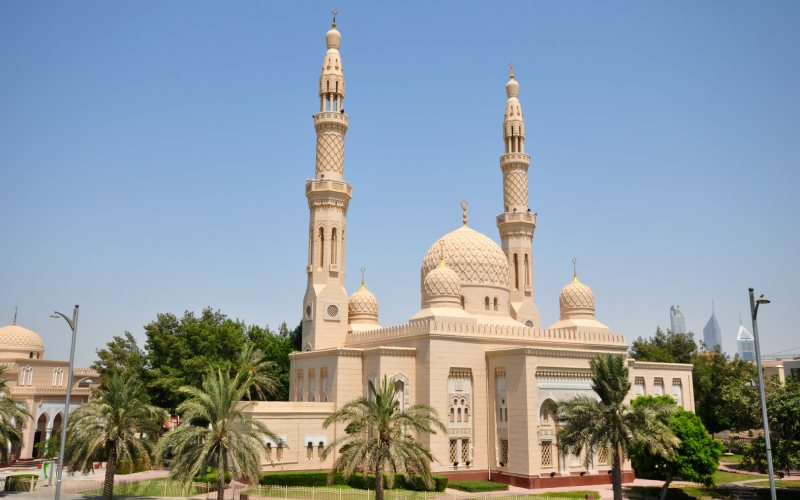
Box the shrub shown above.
[259,471,332,487]
[5,474,38,492]
[258,472,447,491]
[448,480,508,492]
[195,468,232,484]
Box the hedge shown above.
[259,471,447,492]
[5,474,38,492]
[116,460,150,474]
[448,480,508,492]
[195,468,232,484]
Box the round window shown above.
[305,305,312,318]
[327,304,339,317]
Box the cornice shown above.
[627,360,693,371]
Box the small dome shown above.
[326,26,341,50]
[349,286,378,318]
[559,276,596,320]
[424,263,462,298]
[505,77,519,98]
[421,226,509,289]
[0,324,45,353]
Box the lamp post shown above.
[50,305,78,500]
[748,288,776,500]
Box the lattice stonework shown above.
[597,447,608,465]
[461,439,470,464]
[276,444,284,461]
[449,439,458,464]
[541,442,552,467]
[504,169,528,208]
[315,132,344,174]
[500,439,509,465]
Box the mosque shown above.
[247,18,694,488]
[0,312,99,461]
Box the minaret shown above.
[496,65,541,327]
[301,13,352,351]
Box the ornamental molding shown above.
[486,346,625,359]
[535,367,593,380]
[627,360,693,371]
[362,346,416,358]
[290,347,363,360]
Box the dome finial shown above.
[460,200,469,226]
[360,266,366,290]
[572,257,578,282]
[509,62,514,80]
[331,8,337,27]
[12,306,17,325]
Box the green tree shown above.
[555,354,679,500]
[65,374,167,500]
[0,367,31,462]
[144,308,253,410]
[247,324,296,401]
[742,379,800,475]
[322,376,446,500]
[92,332,148,381]
[156,368,277,500]
[233,342,279,401]
[629,396,723,500]
[630,327,697,364]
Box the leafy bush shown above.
[448,480,508,492]
[116,460,150,474]
[258,471,447,492]
[195,468,232,484]
[260,471,332,487]
[5,474,38,492]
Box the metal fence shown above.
[16,480,595,500]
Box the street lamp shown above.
[50,305,79,500]
[748,288,776,500]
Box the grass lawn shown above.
[86,478,217,497]
[749,479,800,489]
[720,453,744,463]
[522,491,601,499]
[713,469,766,484]
[243,484,436,499]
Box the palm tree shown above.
[322,376,446,500]
[554,354,679,500]
[156,368,278,500]
[0,367,31,462]
[234,342,278,401]
[64,374,167,500]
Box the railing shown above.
[346,319,626,347]
[20,479,597,499]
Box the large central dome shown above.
[422,226,509,288]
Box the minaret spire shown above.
[301,16,352,352]
[12,306,17,325]
[496,66,541,327]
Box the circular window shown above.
[305,305,312,318]
[525,320,534,327]
[327,304,339,317]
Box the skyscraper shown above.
[670,305,686,333]
[703,304,723,350]
[737,323,756,361]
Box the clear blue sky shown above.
[1,1,798,367]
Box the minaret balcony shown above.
[306,178,353,198]
[497,211,536,226]
[314,112,349,127]
[500,152,531,167]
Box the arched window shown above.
[484,297,490,310]
[307,442,314,460]
[524,254,530,286]
[493,297,498,311]
[464,407,469,422]
[331,228,337,265]
[318,227,325,268]
[318,441,325,459]
[460,296,465,308]
[449,408,455,422]
[513,254,519,290]
[457,408,462,422]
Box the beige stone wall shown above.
[628,360,695,411]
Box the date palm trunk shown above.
[103,441,117,500]
[375,463,384,500]
[658,472,673,500]
[611,443,623,500]
[217,451,225,500]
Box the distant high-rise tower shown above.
[703,303,722,350]
[669,305,686,333]
[737,323,755,361]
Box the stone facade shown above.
[248,18,695,488]
[0,322,99,460]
